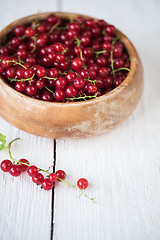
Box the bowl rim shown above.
[0,11,138,107]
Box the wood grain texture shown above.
[0,12,143,139]
[0,1,58,240]
[0,117,54,240]
[53,0,160,240]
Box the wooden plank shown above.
[53,0,160,239]
[0,1,59,240]
[0,117,54,240]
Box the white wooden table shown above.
[0,0,160,239]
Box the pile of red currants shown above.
[0,14,130,102]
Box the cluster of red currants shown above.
[0,159,88,191]
[0,14,130,102]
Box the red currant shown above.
[49,173,57,182]
[1,160,12,172]
[77,178,88,189]
[18,159,29,172]
[56,170,66,181]
[9,164,22,177]
[71,58,83,71]
[32,173,44,184]
[27,165,38,177]
[42,179,54,190]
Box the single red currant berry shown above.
[25,57,36,66]
[1,160,13,172]
[83,47,92,57]
[25,85,37,96]
[25,27,35,37]
[10,37,20,48]
[1,57,11,69]
[16,49,28,60]
[49,173,57,182]
[89,69,97,79]
[67,29,77,39]
[80,69,89,78]
[36,66,46,78]
[56,53,65,63]
[69,22,81,33]
[71,58,83,71]
[85,19,95,28]
[96,56,107,67]
[114,59,124,69]
[56,170,66,181]
[114,78,122,87]
[5,67,15,78]
[104,76,113,89]
[47,14,58,25]
[17,159,29,172]
[36,36,47,49]
[9,165,22,177]
[16,68,24,79]
[55,77,67,90]
[105,25,115,36]
[15,82,27,93]
[27,165,38,177]
[32,173,44,184]
[48,68,59,78]
[14,25,25,37]
[95,78,104,88]
[102,42,112,51]
[81,36,90,46]
[54,89,65,102]
[65,85,77,98]
[41,91,53,102]
[91,25,101,37]
[0,46,9,55]
[42,179,54,190]
[36,79,45,89]
[24,68,34,79]
[98,67,109,78]
[113,47,122,58]
[73,76,85,89]
[88,84,97,93]
[66,72,76,84]
[77,178,88,189]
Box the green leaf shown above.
[0,133,7,150]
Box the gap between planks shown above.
[50,139,56,240]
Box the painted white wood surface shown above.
[0,0,160,240]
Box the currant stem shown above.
[7,59,27,69]
[48,22,59,35]
[75,37,81,48]
[7,138,20,164]
[66,93,98,101]
[43,76,57,80]
[94,50,107,56]
[32,12,40,30]
[31,36,37,53]
[113,67,130,73]
[110,44,115,78]
[55,177,97,203]
[44,86,54,94]
[80,51,83,61]
[9,73,35,83]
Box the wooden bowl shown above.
[0,12,144,139]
